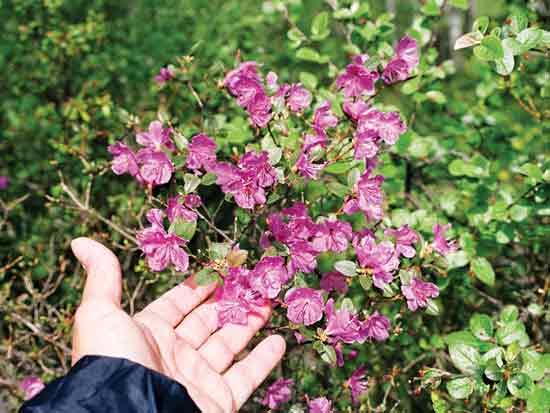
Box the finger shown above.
[198,305,271,372]
[71,237,122,307]
[173,339,234,412]
[137,275,217,327]
[174,299,219,348]
[224,335,286,410]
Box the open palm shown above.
[70,237,285,412]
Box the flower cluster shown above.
[109,120,175,187]
[108,33,463,409]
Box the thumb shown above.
[71,237,122,307]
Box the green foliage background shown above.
[1,0,549,411]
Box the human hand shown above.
[70,237,285,412]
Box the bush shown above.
[1,1,549,412]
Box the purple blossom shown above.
[136,148,174,186]
[238,151,277,187]
[357,110,406,145]
[266,71,279,92]
[324,299,368,344]
[154,67,174,85]
[286,83,312,112]
[186,133,217,172]
[312,218,353,253]
[287,240,319,274]
[363,311,391,341]
[354,233,399,289]
[303,127,328,154]
[354,129,380,160]
[313,100,338,129]
[402,277,439,311]
[250,256,289,299]
[320,271,348,294]
[0,175,9,190]
[347,366,368,405]
[382,35,419,84]
[296,152,326,181]
[166,195,197,223]
[137,209,189,272]
[224,61,262,94]
[337,55,379,98]
[431,223,458,256]
[384,225,419,258]
[108,142,140,177]
[344,171,385,221]
[247,91,273,127]
[308,397,333,413]
[261,378,294,409]
[215,266,266,326]
[343,99,371,122]
[136,120,175,151]
[184,193,202,208]
[284,288,324,326]
[20,376,45,400]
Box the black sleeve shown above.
[20,355,200,413]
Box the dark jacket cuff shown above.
[20,355,200,413]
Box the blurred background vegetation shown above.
[1,0,549,411]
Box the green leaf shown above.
[195,268,220,286]
[502,37,523,55]
[449,344,481,375]
[421,0,441,16]
[496,320,527,346]
[527,388,550,413]
[201,172,217,186]
[169,217,197,241]
[426,90,447,104]
[209,242,231,261]
[445,330,481,348]
[473,16,489,34]
[495,46,514,76]
[471,257,495,286]
[509,11,528,34]
[299,71,318,90]
[507,373,534,399]
[517,28,543,51]
[327,181,349,197]
[446,251,469,270]
[449,0,468,10]
[519,163,543,182]
[473,36,504,61]
[522,350,546,381]
[334,260,357,277]
[296,47,328,63]
[470,313,494,340]
[454,32,483,50]
[447,377,475,399]
[324,161,356,174]
[510,205,529,222]
[500,305,519,322]
[311,11,330,40]
[183,173,201,194]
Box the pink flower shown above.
[296,152,326,181]
[238,151,277,187]
[343,99,370,122]
[384,225,419,258]
[354,233,399,289]
[347,366,368,405]
[313,100,338,129]
[247,91,273,127]
[287,240,319,274]
[250,256,289,299]
[357,110,406,145]
[184,193,202,208]
[154,67,174,85]
[286,83,312,112]
[308,396,333,413]
[354,129,380,160]
[284,287,324,326]
[215,267,266,326]
[324,299,368,344]
[363,311,391,341]
[382,35,419,84]
[303,127,328,154]
[136,120,175,151]
[108,142,140,177]
[312,218,353,253]
[136,148,174,186]
[186,133,217,171]
[402,277,439,311]
[320,271,348,294]
[224,61,262,94]
[137,209,189,272]
[20,376,45,400]
[345,171,385,221]
[166,196,197,223]
[266,71,279,92]
[337,55,379,98]
[261,378,294,409]
[0,175,9,190]
[431,223,458,256]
